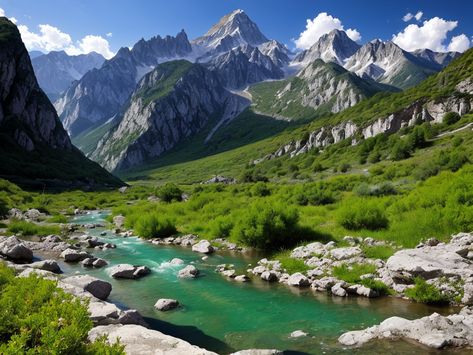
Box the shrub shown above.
[405,278,449,304]
[312,162,324,172]
[355,182,397,197]
[134,213,177,239]
[7,221,61,236]
[0,264,124,353]
[209,215,234,238]
[338,199,389,230]
[443,111,460,125]
[339,163,351,173]
[251,182,271,197]
[360,278,392,295]
[230,201,300,250]
[447,151,469,172]
[332,263,377,283]
[155,183,182,203]
[452,136,463,147]
[391,140,411,160]
[0,197,8,218]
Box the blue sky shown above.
[0,0,472,58]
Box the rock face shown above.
[109,264,151,279]
[0,18,121,187]
[339,307,473,350]
[154,298,179,311]
[31,50,105,100]
[294,29,360,66]
[63,275,112,300]
[88,324,217,355]
[55,30,193,138]
[90,61,249,171]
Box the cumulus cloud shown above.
[447,34,471,52]
[106,32,112,37]
[0,8,5,16]
[393,16,471,52]
[18,23,114,58]
[294,12,361,49]
[403,11,423,22]
[0,7,18,24]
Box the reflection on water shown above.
[57,211,466,355]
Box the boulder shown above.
[178,265,200,278]
[117,309,147,327]
[170,258,184,265]
[234,275,250,282]
[29,259,61,273]
[330,247,362,260]
[311,276,340,291]
[192,240,214,254]
[88,324,218,355]
[81,257,96,267]
[24,208,43,221]
[287,273,310,287]
[88,301,120,325]
[19,268,57,280]
[113,215,125,228]
[290,330,308,338]
[93,258,108,268]
[154,298,179,311]
[462,282,473,305]
[63,275,112,300]
[0,237,33,262]
[60,248,92,262]
[109,264,151,279]
[356,285,379,298]
[331,282,347,297]
[261,270,279,282]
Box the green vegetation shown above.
[443,111,461,125]
[405,277,449,304]
[273,251,310,274]
[155,183,183,202]
[361,245,396,261]
[134,213,177,239]
[0,262,124,353]
[360,278,392,296]
[337,199,389,231]
[47,214,69,223]
[332,263,377,284]
[7,220,61,236]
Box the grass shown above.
[405,278,450,304]
[361,245,396,261]
[7,220,61,236]
[47,214,68,223]
[332,263,377,284]
[272,251,310,274]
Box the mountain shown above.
[208,44,284,89]
[343,40,442,89]
[192,9,268,54]
[55,30,193,137]
[258,40,291,67]
[28,50,44,59]
[412,48,460,69]
[0,18,122,188]
[250,59,397,120]
[294,29,361,66]
[90,60,249,171]
[32,50,105,101]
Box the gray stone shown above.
[331,282,347,297]
[287,273,310,287]
[192,240,214,254]
[330,247,362,260]
[0,237,33,262]
[93,258,108,268]
[178,265,200,278]
[60,248,92,262]
[154,298,179,311]
[290,330,308,338]
[63,275,112,300]
[234,275,250,282]
[261,270,279,282]
[29,259,61,273]
[109,264,150,279]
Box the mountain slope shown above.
[90,60,249,171]
[32,51,105,101]
[294,29,360,66]
[0,17,122,188]
[55,30,193,137]
[249,59,397,120]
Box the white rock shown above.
[63,275,112,300]
[192,240,214,254]
[331,282,347,297]
[290,330,308,338]
[178,265,200,278]
[287,273,310,287]
[330,247,362,260]
[154,298,179,311]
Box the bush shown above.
[134,213,177,239]
[447,151,469,172]
[0,263,124,353]
[155,183,182,203]
[443,111,460,125]
[360,278,392,295]
[405,277,449,304]
[7,221,61,236]
[251,182,271,197]
[355,182,397,197]
[339,163,351,173]
[209,215,234,238]
[0,197,8,218]
[293,184,335,206]
[391,140,411,160]
[338,199,389,230]
[332,263,377,283]
[231,201,300,250]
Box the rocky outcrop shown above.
[63,275,112,300]
[91,61,249,171]
[154,298,180,311]
[0,236,33,262]
[88,324,217,355]
[339,307,473,349]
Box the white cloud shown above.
[18,23,114,58]
[403,13,414,22]
[67,35,114,58]
[403,11,423,22]
[106,32,112,37]
[0,8,5,17]
[447,34,471,52]
[393,17,463,52]
[414,11,423,21]
[294,12,361,49]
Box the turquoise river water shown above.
[54,211,467,355]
